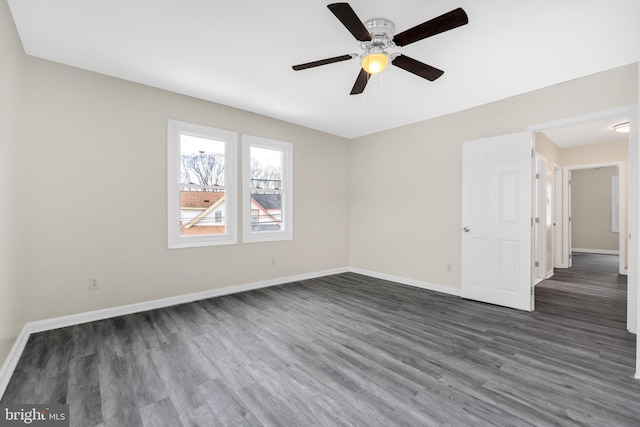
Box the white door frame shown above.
[563,162,626,275]
[533,154,547,283]
[528,104,638,337]
[566,168,573,268]
[553,165,563,269]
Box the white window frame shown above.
[167,119,237,249]
[242,135,293,243]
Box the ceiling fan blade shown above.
[292,54,353,71]
[350,68,370,95]
[393,7,468,47]
[392,55,444,81]
[327,3,371,42]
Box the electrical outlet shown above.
[446,263,454,274]
[88,277,99,290]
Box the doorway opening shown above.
[531,108,634,334]
[565,163,625,274]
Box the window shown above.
[242,135,293,242]
[168,120,237,248]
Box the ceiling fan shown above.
[292,3,468,95]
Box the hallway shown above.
[535,252,628,330]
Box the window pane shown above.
[242,135,292,243]
[179,188,226,235]
[250,191,282,231]
[168,119,238,248]
[250,146,282,190]
[180,134,225,187]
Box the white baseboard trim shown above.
[546,270,554,279]
[0,266,349,398]
[572,248,619,255]
[25,267,350,335]
[349,267,461,297]
[0,329,31,399]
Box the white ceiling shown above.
[7,0,640,139]
[542,116,630,148]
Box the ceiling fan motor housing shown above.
[363,18,396,50]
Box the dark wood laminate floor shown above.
[3,254,639,426]
[535,253,628,330]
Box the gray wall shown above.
[571,166,620,252]
[0,0,26,370]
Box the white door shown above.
[462,131,534,311]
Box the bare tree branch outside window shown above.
[180,152,282,192]
[250,158,282,190]
[181,152,225,189]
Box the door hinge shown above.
[535,173,540,179]
[535,217,540,223]
[569,253,572,259]
[535,261,540,267]
[568,216,571,222]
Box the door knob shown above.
[463,226,470,232]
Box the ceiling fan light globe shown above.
[362,53,388,74]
